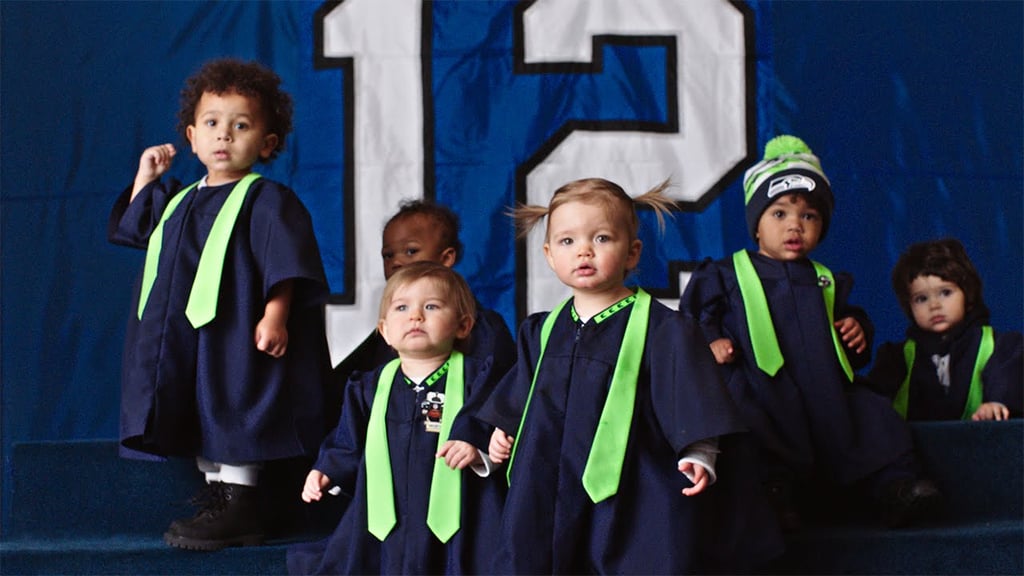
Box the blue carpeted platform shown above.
[1,422,1021,575]
[775,420,1023,575]
[0,440,342,575]
[1,536,292,576]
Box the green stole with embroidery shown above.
[893,326,993,420]
[365,351,465,543]
[733,250,854,381]
[506,289,651,503]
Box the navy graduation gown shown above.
[679,250,912,484]
[287,355,505,575]
[476,297,781,574]
[108,177,329,462]
[868,306,1023,420]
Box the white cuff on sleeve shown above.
[471,448,496,477]
[677,437,720,486]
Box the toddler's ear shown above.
[439,247,457,268]
[259,133,280,159]
[456,315,474,340]
[378,319,393,346]
[626,238,643,270]
[543,242,556,272]
[185,125,198,153]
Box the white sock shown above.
[195,458,260,486]
[218,463,261,487]
[196,457,221,484]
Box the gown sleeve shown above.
[247,181,327,303]
[107,179,180,248]
[448,356,499,451]
[982,330,1024,416]
[472,307,517,382]
[678,257,730,345]
[833,270,874,370]
[865,341,908,398]
[314,370,376,497]
[648,308,745,453]
[472,313,545,435]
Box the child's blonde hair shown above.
[378,261,477,348]
[511,178,675,241]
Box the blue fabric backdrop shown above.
[1,0,1020,532]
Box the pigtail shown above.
[509,177,676,241]
[632,178,676,234]
[508,204,551,240]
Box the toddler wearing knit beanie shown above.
[680,135,942,531]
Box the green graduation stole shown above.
[137,173,261,328]
[138,182,198,320]
[506,289,651,503]
[733,250,854,382]
[893,326,994,420]
[365,352,465,543]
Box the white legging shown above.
[196,457,261,487]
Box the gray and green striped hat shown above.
[742,135,833,240]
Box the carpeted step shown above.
[0,536,291,575]
[1,440,339,575]
[4,523,1020,576]
[909,420,1022,521]
[4,440,341,540]
[2,422,1020,575]
[775,419,1023,575]
[779,519,1022,575]
[5,440,197,538]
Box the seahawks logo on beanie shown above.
[742,135,834,240]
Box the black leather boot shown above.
[880,477,943,528]
[164,482,265,551]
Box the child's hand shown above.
[302,469,331,503]
[972,402,1010,421]
[254,317,288,357]
[835,317,867,354]
[488,428,514,463]
[678,461,709,496]
[709,338,736,364]
[132,144,176,200]
[256,280,293,357]
[437,440,482,470]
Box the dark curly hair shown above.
[384,199,464,265]
[176,58,293,161]
[891,238,983,318]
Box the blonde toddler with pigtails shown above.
[467,177,782,574]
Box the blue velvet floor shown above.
[2,422,1021,575]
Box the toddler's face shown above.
[378,277,470,359]
[542,200,641,295]
[756,194,823,261]
[908,275,966,334]
[186,91,277,186]
[381,214,456,279]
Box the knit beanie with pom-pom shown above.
[742,135,834,240]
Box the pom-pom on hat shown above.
[742,135,834,240]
